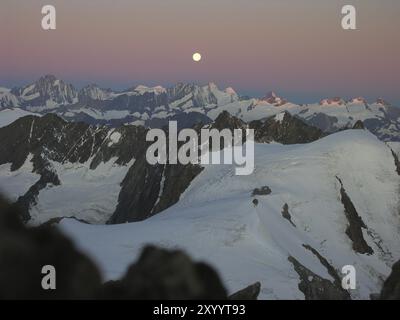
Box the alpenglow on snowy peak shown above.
[259,91,288,106]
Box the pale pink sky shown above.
[0,0,399,103]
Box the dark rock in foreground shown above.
[0,196,101,299]
[380,260,400,300]
[100,245,227,299]
[336,176,373,255]
[281,203,296,227]
[228,282,261,300]
[352,120,365,130]
[0,196,259,300]
[288,255,350,300]
[252,186,272,196]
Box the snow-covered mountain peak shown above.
[40,74,57,83]
[259,91,287,106]
[0,87,20,109]
[265,91,278,99]
[13,75,78,110]
[349,97,367,104]
[206,82,239,105]
[207,82,219,90]
[376,98,390,106]
[224,87,237,96]
[319,97,346,106]
[133,85,166,95]
[79,84,114,101]
[30,75,66,92]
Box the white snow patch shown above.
[275,112,286,123]
[0,108,41,128]
[107,131,122,147]
[30,158,134,225]
[0,154,39,201]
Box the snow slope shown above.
[59,130,400,299]
[0,88,20,108]
[28,158,134,225]
[0,154,133,225]
[0,108,41,128]
[0,154,39,201]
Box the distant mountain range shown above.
[1,75,400,141]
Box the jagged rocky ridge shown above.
[0,114,147,223]
[380,260,400,299]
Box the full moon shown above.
[192,52,202,62]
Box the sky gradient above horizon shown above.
[1,0,399,104]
